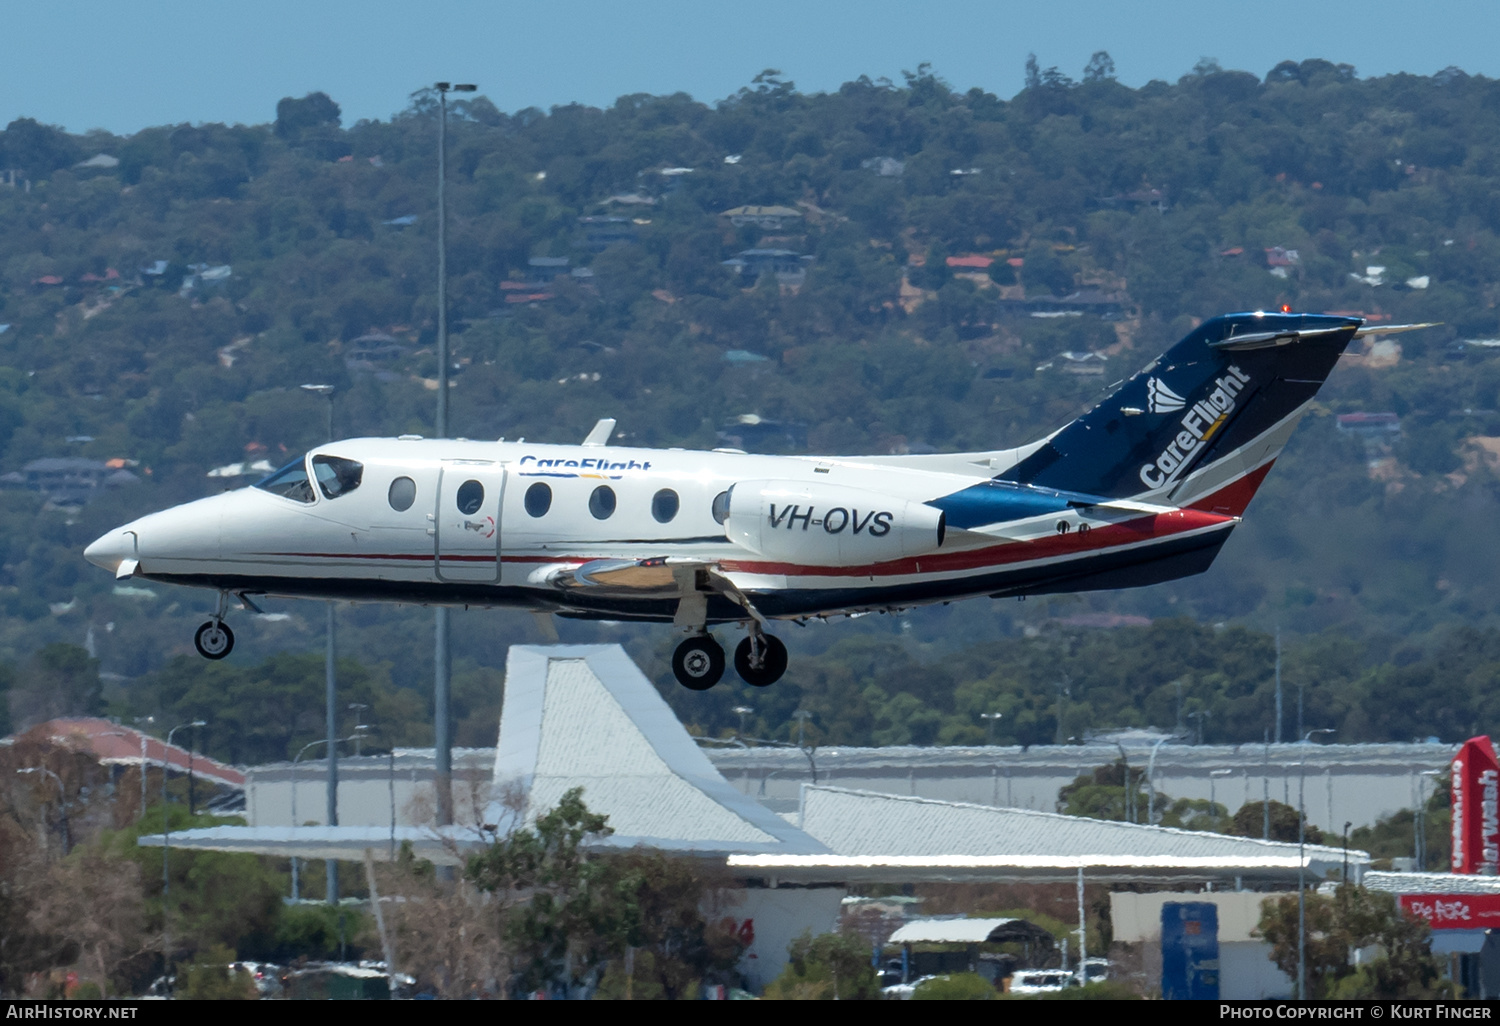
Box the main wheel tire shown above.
[672,635,725,691]
[734,634,788,688]
[194,620,234,660]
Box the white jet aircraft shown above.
[84,312,1428,690]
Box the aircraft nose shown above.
[84,528,137,574]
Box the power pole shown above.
[431,81,473,827]
[1274,628,1283,744]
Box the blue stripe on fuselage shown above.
[926,479,1104,530]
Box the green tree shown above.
[763,931,879,1000]
[1057,760,1161,822]
[465,786,615,994]
[1230,800,1324,844]
[1257,886,1454,999]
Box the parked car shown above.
[1008,969,1080,995]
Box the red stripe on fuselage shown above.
[257,509,1235,581]
[717,508,1234,579]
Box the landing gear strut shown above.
[734,632,787,688]
[194,592,235,660]
[672,635,724,690]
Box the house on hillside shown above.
[722,249,812,284]
[576,216,637,251]
[1336,412,1401,441]
[0,458,140,506]
[720,205,803,230]
[997,289,1127,320]
[527,257,570,281]
[344,332,410,377]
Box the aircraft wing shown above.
[529,556,714,592]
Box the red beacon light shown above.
[1280,304,1291,313]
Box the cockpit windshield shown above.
[254,455,315,503]
[312,455,364,499]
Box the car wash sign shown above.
[1451,735,1500,875]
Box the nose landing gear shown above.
[193,592,235,660]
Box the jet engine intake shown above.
[724,480,946,567]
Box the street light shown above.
[16,767,66,855]
[134,716,155,821]
[1114,742,1133,823]
[162,719,205,965]
[732,705,753,739]
[349,703,371,756]
[792,710,813,749]
[1416,769,1442,871]
[303,381,341,902]
[980,712,1003,746]
[432,80,475,834]
[1210,768,1234,813]
[289,729,368,902]
[1343,820,1353,885]
[1146,736,1174,825]
[1298,727,1336,1000]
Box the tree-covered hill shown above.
[4,55,1500,749]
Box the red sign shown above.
[1451,736,1500,875]
[1401,894,1500,929]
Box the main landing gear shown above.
[193,592,236,660]
[670,626,788,691]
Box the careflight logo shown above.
[518,454,652,479]
[1138,365,1252,490]
[1146,377,1187,413]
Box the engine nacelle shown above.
[723,479,946,567]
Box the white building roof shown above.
[488,646,824,855]
[1364,872,1500,895]
[150,645,825,861]
[887,918,1021,945]
[724,786,1365,885]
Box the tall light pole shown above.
[1210,768,1233,814]
[134,715,155,821]
[1146,736,1172,825]
[1298,727,1336,999]
[162,719,205,964]
[433,80,475,830]
[302,382,340,902]
[980,711,1003,746]
[1115,742,1133,823]
[732,705,753,740]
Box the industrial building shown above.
[152,644,1375,995]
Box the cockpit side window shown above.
[254,455,315,503]
[312,455,364,499]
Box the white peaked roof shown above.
[888,918,1024,945]
[727,786,1367,884]
[487,645,826,856]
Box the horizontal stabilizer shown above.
[1352,322,1441,339]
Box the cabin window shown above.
[456,480,485,515]
[588,485,616,520]
[524,482,552,517]
[651,488,680,523]
[254,455,315,503]
[388,476,416,511]
[711,490,731,525]
[313,455,364,499]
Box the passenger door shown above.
[434,460,505,582]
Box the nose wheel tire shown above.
[194,620,234,660]
[734,634,788,688]
[672,635,725,691]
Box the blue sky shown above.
[4,1,1497,135]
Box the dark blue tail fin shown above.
[1000,312,1362,504]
